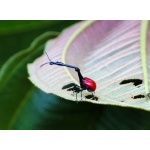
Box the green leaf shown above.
[8,87,103,129]
[8,87,150,130]
[0,32,59,129]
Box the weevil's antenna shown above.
[40,62,50,68]
[40,52,52,68]
[45,52,52,62]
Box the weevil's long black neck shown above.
[74,68,84,88]
[50,61,84,87]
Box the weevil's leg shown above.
[76,92,77,100]
[80,88,85,100]
[91,92,95,97]
[75,68,84,88]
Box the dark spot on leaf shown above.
[85,95,93,99]
[131,94,145,99]
[120,79,143,86]
[121,100,124,102]
[85,95,98,101]
[147,93,150,98]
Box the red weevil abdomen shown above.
[83,77,96,92]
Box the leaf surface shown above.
[28,21,150,111]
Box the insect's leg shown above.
[76,92,77,100]
[92,91,95,96]
[73,90,74,96]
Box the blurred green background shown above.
[0,20,79,67]
[1,20,150,130]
